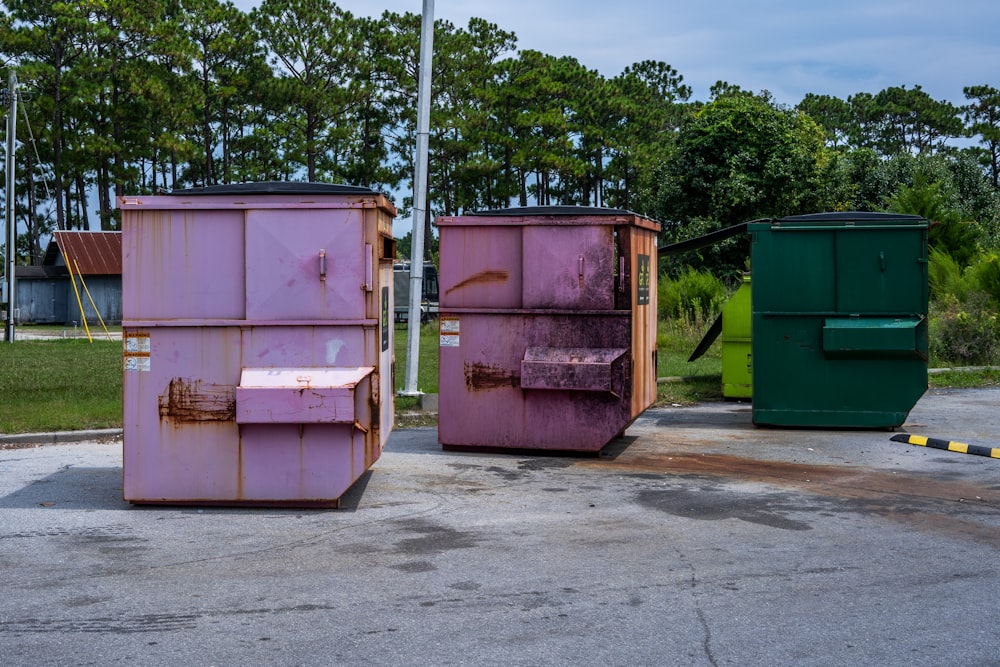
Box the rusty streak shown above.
[158,377,236,422]
[464,362,520,391]
[581,449,1000,546]
[444,270,509,296]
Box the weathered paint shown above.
[436,207,660,453]
[158,377,236,422]
[120,188,395,506]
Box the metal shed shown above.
[13,231,122,324]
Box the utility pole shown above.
[4,70,16,343]
[401,0,434,396]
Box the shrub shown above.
[929,291,1000,366]
[928,246,973,301]
[967,252,1000,303]
[658,268,727,323]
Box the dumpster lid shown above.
[469,205,636,217]
[239,366,374,388]
[775,211,926,224]
[169,182,378,196]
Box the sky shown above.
[231,0,1000,107]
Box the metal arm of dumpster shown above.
[657,219,766,255]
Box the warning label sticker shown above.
[123,331,151,371]
[439,317,460,347]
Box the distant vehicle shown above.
[393,261,439,323]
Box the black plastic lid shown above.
[776,211,925,223]
[469,205,636,217]
[169,181,378,196]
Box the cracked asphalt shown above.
[1,387,998,666]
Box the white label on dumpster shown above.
[440,317,460,347]
[124,331,151,371]
[124,356,151,372]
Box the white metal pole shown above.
[402,0,434,395]
[4,70,16,343]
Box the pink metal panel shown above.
[245,209,366,321]
[122,209,246,320]
[235,367,373,424]
[238,424,368,505]
[240,326,371,367]
[522,226,614,310]
[438,225,522,309]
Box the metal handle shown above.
[319,249,327,281]
[578,255,585,287]
[363,243,373,291]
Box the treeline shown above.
[1,0,999,275]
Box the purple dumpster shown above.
[436,206,660,452]
[119,183,397,507]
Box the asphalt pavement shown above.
[1,387,998,666]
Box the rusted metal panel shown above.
[120,187,392,506]
[627,226,660,418]
[520,347,628,394]
[439,312,633,452]
[158,377,236,422]
[50,231,122,275]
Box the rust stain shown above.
[445,270,508,296]
[464,362,520,391]
[158,377,236,422]
[580,449,1000,546]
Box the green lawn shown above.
[0,340,122,433]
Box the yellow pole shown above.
[73,258,112,341]
[63,253,92,342]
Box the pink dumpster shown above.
[436,206,660,452]
[119,183,397,507]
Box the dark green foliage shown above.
[929,292,1000,366]
[967,252,1000,303]
[927,249,1000,366]
[887,174,980,267]
[646,93,828,281]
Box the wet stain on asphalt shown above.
[637,487,812,531]
[392,518,479,556]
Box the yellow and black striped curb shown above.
[891,433,1000,459]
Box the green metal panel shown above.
[750,213,929,428]
[721,275,752,398]
[822,317,927,359]
[749,224,835,313]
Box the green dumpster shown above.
[721,274,752,399]
[748,212,929,428]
